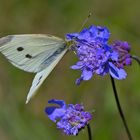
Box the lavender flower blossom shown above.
[66,25,127,84]
[111,41,132,68]
[45,99,92,136]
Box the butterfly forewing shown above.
[0,34,68,103]
[0,34,66,73]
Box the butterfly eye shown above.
[25,54,32,59]
[17,47,24,51]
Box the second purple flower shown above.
[45,99,92,136]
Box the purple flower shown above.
[45,99,92,136]
[66,25,127,84]
[111,41,132,68]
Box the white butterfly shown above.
[0,34,68,103]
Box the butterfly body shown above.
[0,34,68,103]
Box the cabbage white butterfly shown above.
[0,34,68,103]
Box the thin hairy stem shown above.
[110,76,133,140]
[131,55,140,65]
[87,124,92,140]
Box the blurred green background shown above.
[0,0,140,140]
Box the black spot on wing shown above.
[36,75,43,86]
[39,76,42,80]
[25,54,32,59]
[17,47,24,51]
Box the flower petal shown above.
[125,57,132,65]
[96,26,110,42]
[48,99,66,108]
[82,69,93,80]
[75,77,83,85]
[66,33,79,40]
[78,28,91,41]
[71,62,84,69]
[109,62,127,79]
[110,51,119,61]
[45,99,66,122]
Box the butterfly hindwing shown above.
[26,48,67,103]
[0,34,66,73]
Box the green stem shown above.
[110,76,133,140]
[87,124,92,140]
[131,55,140,65]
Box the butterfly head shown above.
[65,39,77,52]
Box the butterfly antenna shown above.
[79,12,92,32]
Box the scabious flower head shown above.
[66,25,127,84]
[45,99,92,136]
[111,41,132,68]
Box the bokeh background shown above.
[0,0,140,140]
